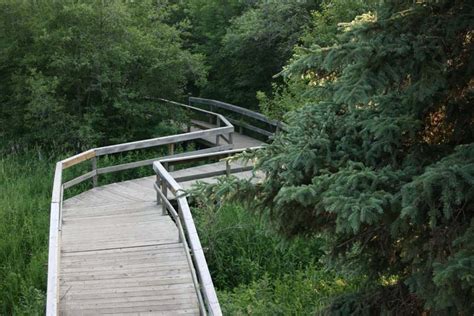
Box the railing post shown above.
[177,204,183,243]
[216,134,220,145]
[168,144,175,171]
[162,184,168,216]
[229,132,233,145]
[226,160,231,177]
[156,175,161,205]
[91,157,98,187]
[209,105,214,124]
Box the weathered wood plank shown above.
[59,274,194,288]
[94,126,232,156]
[61,295,198,310]
[173,166,253,183]
[61,150,96,169]
[60,282,195,296]
[46,202,60,316]
[62,200,150,212]
[61,253,189,268]
[60,243,183,258]
[62,170,96,189]
[61,287,196,301]
[63,210,161,222]
[160,147,259,166]
[51,162,63,203]
[60,302,199,314]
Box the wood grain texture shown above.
[59,186,199,315]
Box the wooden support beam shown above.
[168,144,175,172]
[91,157,98,187]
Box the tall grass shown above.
[0,153,53,315]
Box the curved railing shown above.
[189,97,283,139]
[46,97,276,315]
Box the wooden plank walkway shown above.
[59,151,256,315]
[190,119,263,149]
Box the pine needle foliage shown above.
[194,1,474,314]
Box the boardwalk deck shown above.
[49,97,275,315]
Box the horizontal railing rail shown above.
[58,99,234,192]
[153,147,260,316]
[189,97,284,139]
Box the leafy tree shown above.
[0,0,205,151]
[199,1,474,314]
[178,0,320,108]
[213,0,320,108]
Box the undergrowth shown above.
[192,201,360,314]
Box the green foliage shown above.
[192,201,324,289]
[0,0,205,150]
[191,200,359,314]
[0,153,52,315]
[179,0,320,108]
[197,1,474,314]
[219,266,357,315]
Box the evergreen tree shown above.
[201,1,474,313]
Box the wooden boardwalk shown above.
[47,98,277,315]
[59,154,258,314]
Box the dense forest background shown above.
[1,0,473,315]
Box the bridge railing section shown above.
[189,97,283,140]
[63,100,234,190]
[153,147,260,316]
[46,99,235,315]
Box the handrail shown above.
[46,97,270,315]
[189,97,284,137]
